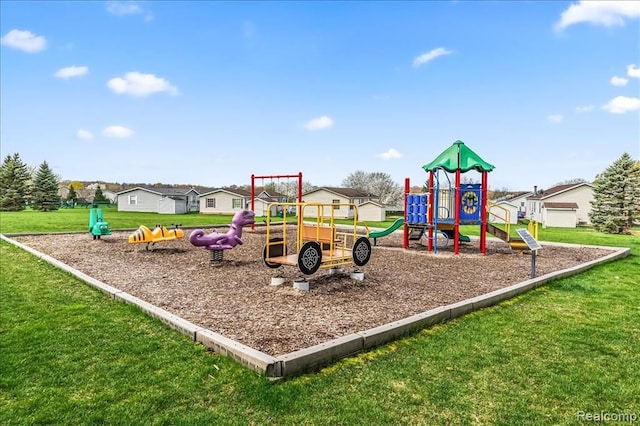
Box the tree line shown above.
[2,152,638,234]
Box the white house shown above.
[502,191,533,218]
[301,187,381,219]
[198,188,287,216]
[488,201,518,224]
[116,186,202,214]
[527,183,594,227]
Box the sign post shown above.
[515,228,543,278]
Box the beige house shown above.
[357,201,387,222]
[301,187,380,219]
[198,188,287,216]
[527,183,594,227]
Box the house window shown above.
[333,199,340,210]
[206,198,215,208]
[129,195,137,205]
[232,198,242,209]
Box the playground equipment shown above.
[398,140,540,254]
[129,223,185,250]
[189,209,255,262]
[400,140,495,254]
[369,217,404,246]
[89,208,111,240]
[262,202,372,275]
[250,172,303,229]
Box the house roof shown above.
[504,191,533,201]
[494,200,518,208]
[528,182,594,200]
[358,200,385,208]
[543,202,579,209]
[198,188,251,197]
[422,140,495,173]
[116,186,204,196]
[304,187,377,198]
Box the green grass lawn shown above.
[1,210,638,424]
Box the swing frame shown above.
[250,172,303,229]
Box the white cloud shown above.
[106,1,153,21]
[102,125,134,138]
[0,29,46,53]
[55,66,89,79]
[555,1,640,31]
[413,47,452,68]
[76,129,94,140]
[602,96,640,114]
[547,114,564,123]
[610,76,629,87]
[378,148,403,160]
[107,72,179,97]
[304,116,334,131]
[628,64,640,78]
[575,105,595,113]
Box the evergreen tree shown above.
[67,185,78,203]
[31,161,61,211]
[0,153,31,211]
[93,186,108,202]
[589,153,640,234]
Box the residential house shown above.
[116,186,204,214]
[301,187,380,219]
[198,188,288,216]
[488,200,519,225]
[357,200,387,222]
[527,183,594,228]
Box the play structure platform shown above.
[263,202,372,275]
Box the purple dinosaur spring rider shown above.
[189,209,256,263]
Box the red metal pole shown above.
[454,169,461,255]
[427,171,434,252]
[480,171,488,254]
[250,174,255,229]
[403,177,409,249]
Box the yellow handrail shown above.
[486,200,511,238]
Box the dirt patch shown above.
[12,227,613,356]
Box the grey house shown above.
[116,186,206,214]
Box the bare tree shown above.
[342,171,402,206]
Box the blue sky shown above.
[1,1,639,191]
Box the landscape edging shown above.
[1,233,630,378]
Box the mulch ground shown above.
[12,226,613,356]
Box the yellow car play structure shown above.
[262,202,372,275]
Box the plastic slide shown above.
[369,218,404,245]
[441,229,471,243]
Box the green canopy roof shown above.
[422,140,495,173]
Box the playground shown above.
[12,228,614,357]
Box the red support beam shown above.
[480,171,488,254]
[403,177,410,249]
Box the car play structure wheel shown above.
[352,237,371,267]
[297,241,322,275]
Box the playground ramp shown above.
[486,223,527,250]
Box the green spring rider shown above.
[89,207,111,240]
